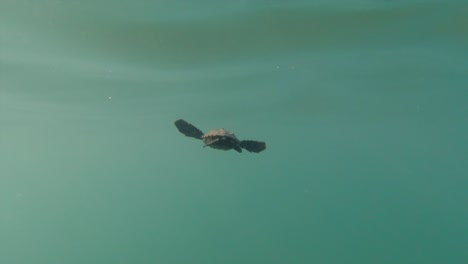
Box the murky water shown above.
[1,1,467,263]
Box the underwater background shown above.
[1,0,467,263]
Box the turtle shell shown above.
[202,129,241,151]
[203,128,239,141]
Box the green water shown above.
[1,1,467,263]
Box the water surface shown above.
[1,1,467,263]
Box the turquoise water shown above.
[1,1,467,263]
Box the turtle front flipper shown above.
[240,140,266,153]
[174,119,204,140]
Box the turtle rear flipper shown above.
[174,119,204,140]
[233,145,242,153]
[240,140,266,153]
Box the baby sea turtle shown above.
[174,119,266,153]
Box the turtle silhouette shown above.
[174,119,266,153]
